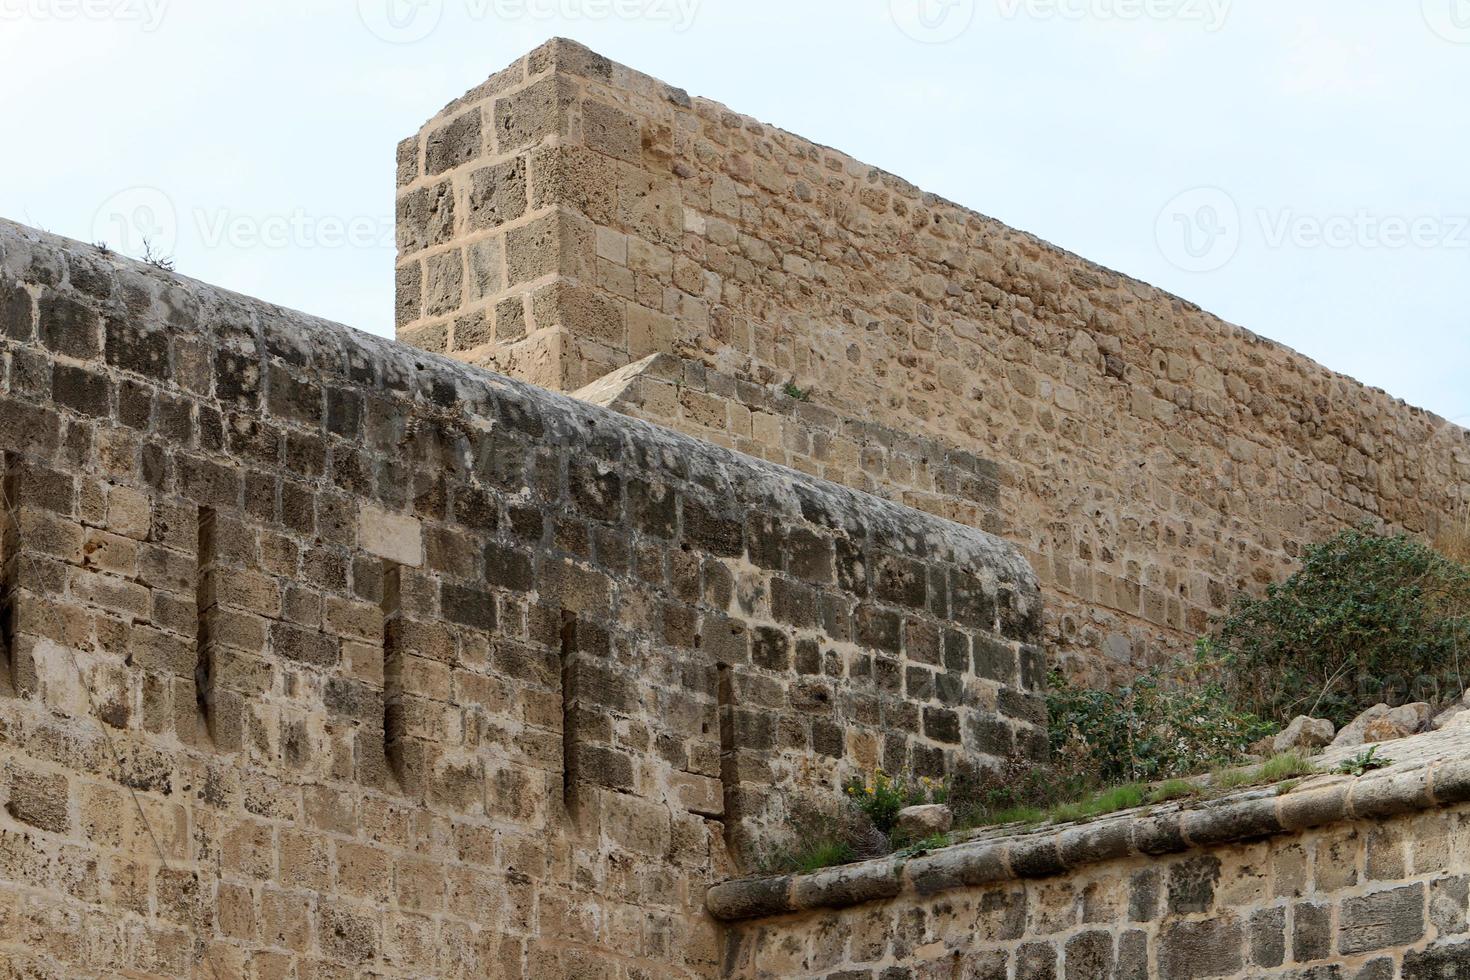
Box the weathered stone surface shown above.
[0,208,1044,978]
[397,37,1469,688]
[1332,703,1432,749]
[1158,917,1244,979]
[358,503,424,568]
[1338,884,1425,954]
[895,804,952,839]
[1274,716,1336,753]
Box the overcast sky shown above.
[3,1,1466,426]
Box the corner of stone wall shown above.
[395,37,687,393]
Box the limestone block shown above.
[358,505,424,568]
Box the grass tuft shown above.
[1148,779,1199,804]
[1258,752,1317,782]
[788,840,855,875]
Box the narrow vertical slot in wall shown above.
[559,609,577,815]
[0,453,18,694]
[194,506,217,740]
[717,662,738,852]
[381,561,404,783]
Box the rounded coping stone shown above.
[706,759,1461,922]
[1277,782,1351,832]
[1182,796,1282,847]
[1132,811,1189,857]
[1056,817,1134,868]
[705,875,794,921]
[1005,835,1065,879]
[1348,765,1435,820]
[1431,757,1470,805]
[905,842,1008,895]
[790,860,903,912]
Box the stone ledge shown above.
[705,753,1470,922]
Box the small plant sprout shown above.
[1338,746,1391,777]
[782,381,811,402]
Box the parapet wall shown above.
[395,38,1470,684]
[0,218,1040,977]
[712,730,1470,979]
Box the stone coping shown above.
[705,748,1470,922]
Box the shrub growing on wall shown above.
[1207,523,1470,728]
[1045,669,1273,784]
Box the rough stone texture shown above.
[396,38,1470,686]
[1334,704,1433,750]
[0,217,1040,977]
[722,790,1470,978]
[717,732,1470,977]
[894,804,952,840]
[1274,716,1337,754]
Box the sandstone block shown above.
[895,804,953,840]
[359,504,424,568]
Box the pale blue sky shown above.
[4,1,1466,425]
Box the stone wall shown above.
[0,218,1040,978]
[711,731,1470,979]
[395,38,1470,685]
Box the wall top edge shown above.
[0,217,1036,587]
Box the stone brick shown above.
[1063,930,1112,980]
[4,765,70,834]
[359,504,424,568]
[1339,885,1426,955]
[467,157,528,231]
[492,74,575,153]
[1158,917,1243,979]
[38,290,101,359]
[1294,902,1332,962]
[425,107,483,176]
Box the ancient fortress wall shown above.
[711,732,1470,979]
[0,218,1040,978]
[395,38,1470,684]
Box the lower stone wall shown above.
[715,742,1470,979]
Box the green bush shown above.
[1206,523,1470,728]
[1046,668,1274,785]
[842,771,943,833]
